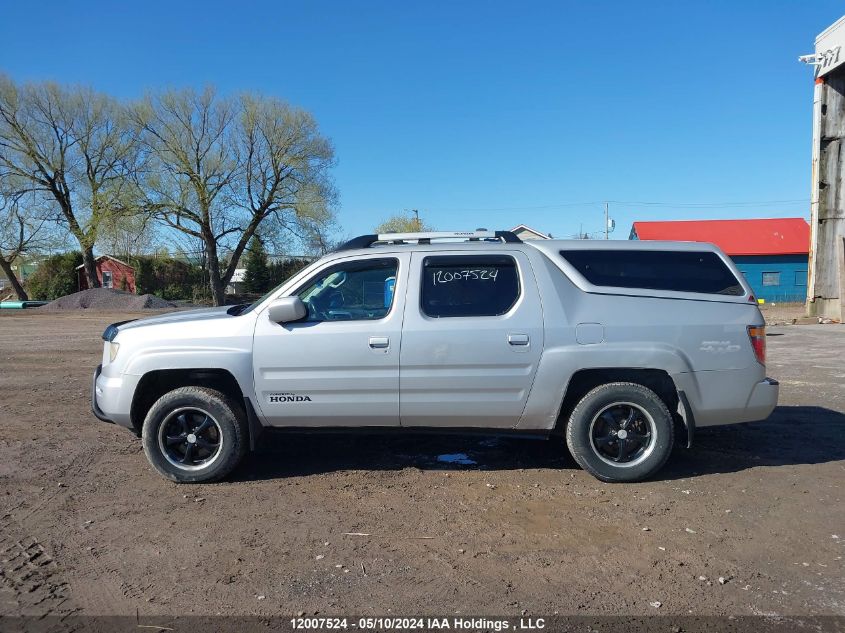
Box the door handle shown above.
[508,333,530,346]
[369,336,390,349]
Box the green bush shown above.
[243,237,271,294]
[133,257,155,295]
[160,284,185,301]
[26,252,83,300]
[129,255,203,300]
[269,257,311,287]
[192,284,212,304]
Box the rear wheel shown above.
[566,382,674,483]
[142,386,248,483]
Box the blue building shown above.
[630,218,810,303]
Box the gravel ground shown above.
[0,311,843,621]
[39,288,176,311]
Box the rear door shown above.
[399,250,544,428]
[253,252,410,427]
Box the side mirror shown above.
[268,296,307,323]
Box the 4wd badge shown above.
[268,392,312,403]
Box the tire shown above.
[141,386,248,483]
[565,382,674,483]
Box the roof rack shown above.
[335,230,522,252]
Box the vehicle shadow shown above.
[230,405,845,482]
[660,405,845,480]
[233,431,570,481]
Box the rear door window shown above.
[421,255,520,317]
[560,250,744,296]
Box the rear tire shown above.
[566,382,674,483]
[142,386,248,483]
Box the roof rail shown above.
[334,230,522,252]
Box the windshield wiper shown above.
[226,303,250,316]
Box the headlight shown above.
[109,342,120,362]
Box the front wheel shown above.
[141,386,248,483]
[566,382,674,483]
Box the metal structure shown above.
[802,15,845,320]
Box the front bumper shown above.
[92,364,113,423]
[92,364,137,429]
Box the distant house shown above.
[76,255,136,293]
[510,224,551,240]
[630,218,810,303]
[227,268,247,295]
[0,259,39,293]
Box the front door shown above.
[252,253,409,426]
[399,250,544,428]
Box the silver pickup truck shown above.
[92,230,778,484]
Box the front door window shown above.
[296,258,398,322]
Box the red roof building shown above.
[629,218,809,256]
[76,255,136,293]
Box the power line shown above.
[424,198,809,212]
[604,199,809,208]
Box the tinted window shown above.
[421,255,519,317]
[560,250,744,296]
[297,258,398,322]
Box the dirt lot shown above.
[758,302,815,326]
[758,302,805,325]
[1,311,844,620]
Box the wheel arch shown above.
[130,368,246,435]
[554,367,683,434]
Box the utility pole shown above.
[412,209,420,231]
[604,202,609,240]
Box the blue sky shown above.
[1,0,842,240]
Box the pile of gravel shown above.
[40,288,176,311]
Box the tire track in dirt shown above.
[0,521,76,617]
[4,429,142,615]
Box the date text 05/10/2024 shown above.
[289,617,546,631]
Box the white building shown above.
[510,224,551,240]
[226,268,247,294]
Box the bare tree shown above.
[97,212,157,261]
[132,88,335,306]
[375,211,432,234]
[0,188,52,300]
[0,76,139,288]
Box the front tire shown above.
[142,386,248,483]
[566,382,674,483]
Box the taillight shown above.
[748,326,766,365]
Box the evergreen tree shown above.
[242,237,271,294]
